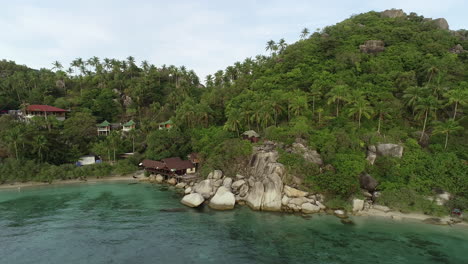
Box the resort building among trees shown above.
[141,157,196,177]
[242,130,260,143]
[24,105,68,121]
[158,120,173,130]
[122,120,136,132]
[97,120,111,135]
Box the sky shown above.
[1,0,467,80]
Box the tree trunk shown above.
[453,102,458,120]
[444,132,449,150]
[420,110,428,142]
[312,97,315,117]
[377,114,382,134]
[358,109,362,128]
[336,103,339,116]
[14,141,18,160]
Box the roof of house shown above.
[141,159,166,169]
[97,120,111,127]
[123,120,135,126]
[162,157,195,170]
[159,120,173,125]
[242,130,260,138]
[26,105,68,112]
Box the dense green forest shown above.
[0,10,467,214]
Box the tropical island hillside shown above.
[0,9,467,217]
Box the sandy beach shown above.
[0,175,137,190]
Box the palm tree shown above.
[326,85,349,116]
[444,87,468,120]
[278,38,287,53]
[300,28,310,39]
[205,75,214,87]
[224,107,243,136]
[403,86,427,116]
[266,40,276,54]
[432,120,463,149]
[309,83,322,117]
[33,135,48,162]
[52,61,63,71]
[347,97,374,128]
[289,94,309,118]
[415,96,440,142]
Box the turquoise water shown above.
[0,182,467,264]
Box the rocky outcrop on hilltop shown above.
[380,9,406,18]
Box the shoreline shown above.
[1,178,466,228]
[0,175,137,190]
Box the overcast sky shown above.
[1,0,466,79]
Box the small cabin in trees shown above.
[158,120,173,130]
[122,120,136,132]
[242,130,260,143]
[97,120,111,135]
[24,105,68,121]
[141,157,196,177]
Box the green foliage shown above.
[377,188,447,216]
[145,128,191,160]
[112,160,138,175]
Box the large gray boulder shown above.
[291,143,323,165]
[360,173,378,192]
[376,143,403,158]
[246,181,264,210]
[193,179,213,199]
[231,180,245,191]
[261,173,283,211]
[380,9,406,18]
[181,193,204,208]
[352,199,365,212]
[208,170,223,180]
[360,40,385,54]
[283,185,308,198]
[209,186,236,210]
[302,203,321,214]
[222,177,233,189]
[433,18,449,30]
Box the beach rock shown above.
[155,174,164,183]
[316,201,326,210]
[360,173,378,192]
[231,180,245,191]
[282,195,291,206]
[433,18,449,30]
[194,179,213,199]
[380,9,406,18]
[376,143,403,158]
[236,174,245,180]
[261,173,283,211]
[360,40,385,54]
[181,193,204,208]
[283,185,308,198]
[352,199,365,212]
[302,203,321,214]
[239,184,249,197]
[373,205,391,213]
[341,218,355,225]
[167,178,177,185]
[175,182,186,189]
[290,142,323,165]
[334,210,347,218]
[184,187,192,194]
[209,186,236,210]
[246,181,264,210]
[213,179,223,188]
[208,170,223,180]
[288,197,308,206]
[222,177,233,189]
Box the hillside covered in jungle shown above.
[0,9,467,214]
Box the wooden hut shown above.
[242,130,260,143]
[122,120,136,132]
[97,120,111,135]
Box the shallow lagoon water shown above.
[0,182,467,264]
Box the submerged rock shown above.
[181,193,204,208]
[301,203,320,214]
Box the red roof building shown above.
[141,157,196,177]
[25,105,68,121]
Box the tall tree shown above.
[300,28,310,39]
[432,120,463,149]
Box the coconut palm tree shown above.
[278,38,287,53]
[432,120,463,149]
[326,84,349,116]
[309,83,323,117]
[415,96,440,142]
[300,28,310,39]
[444,87,468,120]
[33,135,48,162]
[266,40,276,55]
[52,61,63,72]
[347,97,374,128]
[403,86,427,116]
[224,107,243,136]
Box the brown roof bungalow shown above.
[141,157,196,177]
